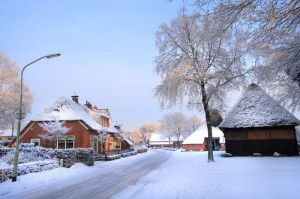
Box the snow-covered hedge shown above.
[54,148,94,168]
[121,151,138,157]
[96,150,138,161]
[137,148,148,153]
[106,154,121,161]
[0,145,95,182]
[0,160,59,182]
[0,140,11,147]
[0,148,13,157]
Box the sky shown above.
[0,1,299,131]
[0,0,198,130]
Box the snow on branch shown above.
[39,120,71,140]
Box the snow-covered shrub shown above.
[221,153,232,157]
[106,154,121,161]
[253,153,263,157]
[137,148,148,153]
[54,148,94,168]
[0,160,59,183]
[0,140,11,146]
[121,150,137,157]
[273,152,281,157]
[0,144,56,166]
[0,147,13,157]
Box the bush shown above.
[253,153,263,157]
[0,145,94,168]
[221,153,232,157]
[54,148,94,168]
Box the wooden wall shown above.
[223,127,298,156]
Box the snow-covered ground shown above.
[1,150,300,199]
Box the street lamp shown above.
[12,53,61,182]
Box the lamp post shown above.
[12,53,61,182]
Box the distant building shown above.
[0,130,15,146]
[9,95,133,154]
[182,124,225,151]
[149,132,183,148]
[219,84,300,156]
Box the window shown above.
[57,136,74,149]
[90,136,98,151]
[66,136,74,148]
[31,139,40,147]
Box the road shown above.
[1,150,171,199]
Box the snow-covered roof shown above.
[182,124,225,145]
[119,133,134,146]
[219,84,300,128]
[34,97,107,132]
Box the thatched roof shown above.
[219,84,300,128]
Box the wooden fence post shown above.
[1,169,6,181]
[59,159,63,167]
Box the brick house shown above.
[219,84,300,156]
[182,124,225,151]
[9,95,133,154]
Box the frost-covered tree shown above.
[160,112,188,149]
[155,9,251,161]
[187,115,202,132]
[191,0,300,111]
[0,52,33,133]
[39,120,71,146]
[132,124,160,145]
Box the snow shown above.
[34,97,109,132]
[220,84,300,128]
[0,130,14,137]
[119,133,134,146]
[182,124,225,145]
[1,150,300,199]
[149,132,183,145]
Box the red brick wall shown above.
[17,121,98,149]
[184,144,206,151]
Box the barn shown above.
[219,84,300,156]
[182,124,225,151]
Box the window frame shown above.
[31,138,40,147]
[56,136,75,149]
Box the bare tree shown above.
[155,9,251,161]
[192,0,300,111]
[160,112,188,149]
[0,52,33,133]
[39,120,71,147]
[138,124,160,146]
[187,115,202,132]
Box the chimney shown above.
[85,100,92,109]
[71,95,79,103]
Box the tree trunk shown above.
[200,81,214,162]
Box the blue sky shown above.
[0,0,204,130]
[1,1,298,130]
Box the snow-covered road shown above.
[2,150,300,199]
[0,150,171,199]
